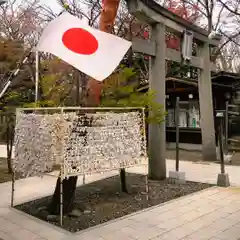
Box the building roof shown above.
[212,71,240,81]
[138,74,235,92]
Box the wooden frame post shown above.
[198,43,217,161]
[148,23,166,180]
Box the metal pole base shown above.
[168,170,186,184]
[217,173,230,187]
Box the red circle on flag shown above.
[62,28,98,55]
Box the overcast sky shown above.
[40,0,62,13]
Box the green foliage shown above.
[0,89,34,112]
[40,74,71,107]
[37,58,74,107]
[100,67,166,124]
[23,100,56,108]
[0,73,70,112]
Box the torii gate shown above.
[126,0,221,180]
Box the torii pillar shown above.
[126,0,221,179]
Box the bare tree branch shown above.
[217,0,240,16]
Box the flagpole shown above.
[35,50,39,104]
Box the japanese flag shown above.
[36,13,131,81]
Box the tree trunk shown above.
[99,0,120,33]
[120,168,128,193]
[48,176,78,215]
[7,156,12,174]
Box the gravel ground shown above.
[15,173,213,233]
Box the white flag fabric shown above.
[36,13,131,81]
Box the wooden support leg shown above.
[198,43,217,161]
[148,23,166,180]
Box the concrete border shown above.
[10,207,74,236]
[10,186,219,236]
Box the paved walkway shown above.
[0,160,240,239]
